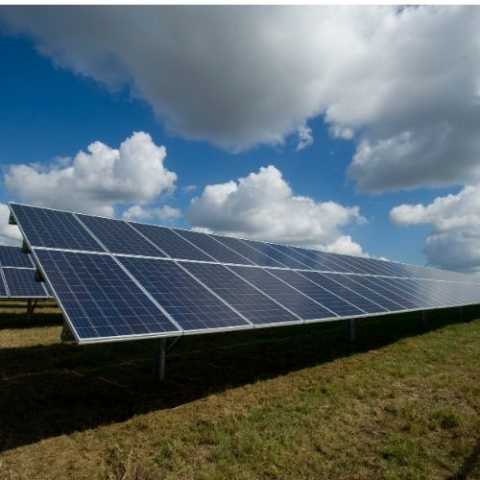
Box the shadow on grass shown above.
[0,304,61,329]
[0,305,478,453]
[449,435,480,480]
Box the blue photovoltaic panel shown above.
[299,271,388,314]
[118,256,250,331]
[240,239,312,270]
[288,247,353,273]
[228,265,337,321]
[35,249,179,341]
[212,235,286,268]
[0,246,34,268]
[2,268,48,297]
[379,277,442,308]
[320,274,404,312]
[181,262,299,326]
[352,276,421,310]
[267,244,335,271]
[10,204,102,252]
[130,223,212,262]
[268,269,367,317]
[78,214,163,257]
[174,229,254,265]
[0,273,7,297]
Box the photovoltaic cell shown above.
[0,246,34,268]
[174,229,254,265]
[2,268,48,297]
[78,214,163,257]
[212,235,286,268]
[10,204,102,251]
[267,244,335,271]
[290,248,353,273]
[353,276,422,310]
[181,262,299,326]
[326,274,405,312]
[228,265,337,321]
[130,223,212,261]
[268,269,367,317]
[299,271,388,314]
[240,239,312,270]
[35,250,179,341]
[118,256,250,331]
[0,273,7,297]
[379,277,443,308]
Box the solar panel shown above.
[118,256,251,332]
[327,274,406,312]
[239,239,312,270]
[267,268,368,317]
[34,249,180,342]
[266,244,336,271]
[0,245,34,268]
[298,271,389,314]
[2,268,49,297]
[174,229,254,265]
[78,214,164,257]
[130,223,212,261]
[212,235,286,268]
[9,203,480,347]
[181,262,300,326]
[10,204,102,251]
[353,276,423,310]
[227,265,338,321]
[0,272,7,297]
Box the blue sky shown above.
[0,6,478,272]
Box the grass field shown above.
[0,300,479,479]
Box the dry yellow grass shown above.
[0,300,479,479]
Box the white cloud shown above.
[4,132,177,217]
[390,185,480,272]
[0,204,22,246]
[188,165,365,254]
[122,204,181,222]
[1,6,479,191]
[295,123,314,151]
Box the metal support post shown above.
[459,306,464,317]
[153,338,167,383]
[421,310,427,324]
[26,298,39,321]
[27,299,32,321]
[348,319,356,343]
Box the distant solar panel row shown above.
[0,245,50,298]
[9,203,480,343]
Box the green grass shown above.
[0,300,479,479]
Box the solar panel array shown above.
[0,245,51,298]
[9,203,480,344]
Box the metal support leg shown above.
[26,298,39,321]
[459,306,464,317]
[348,319,356,343]
[153,338,167,383]
[421,310,427,324]
[27,299,32,321]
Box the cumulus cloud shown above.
[390,185,480,272]
[1,6,479,191]
[4,132,177,217]
[122,204,181,222]
[295,124,314,151]
[0,204,22,246]
[188,165,365,254]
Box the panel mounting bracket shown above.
[61,322,76,342]
[21,239,30,253]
